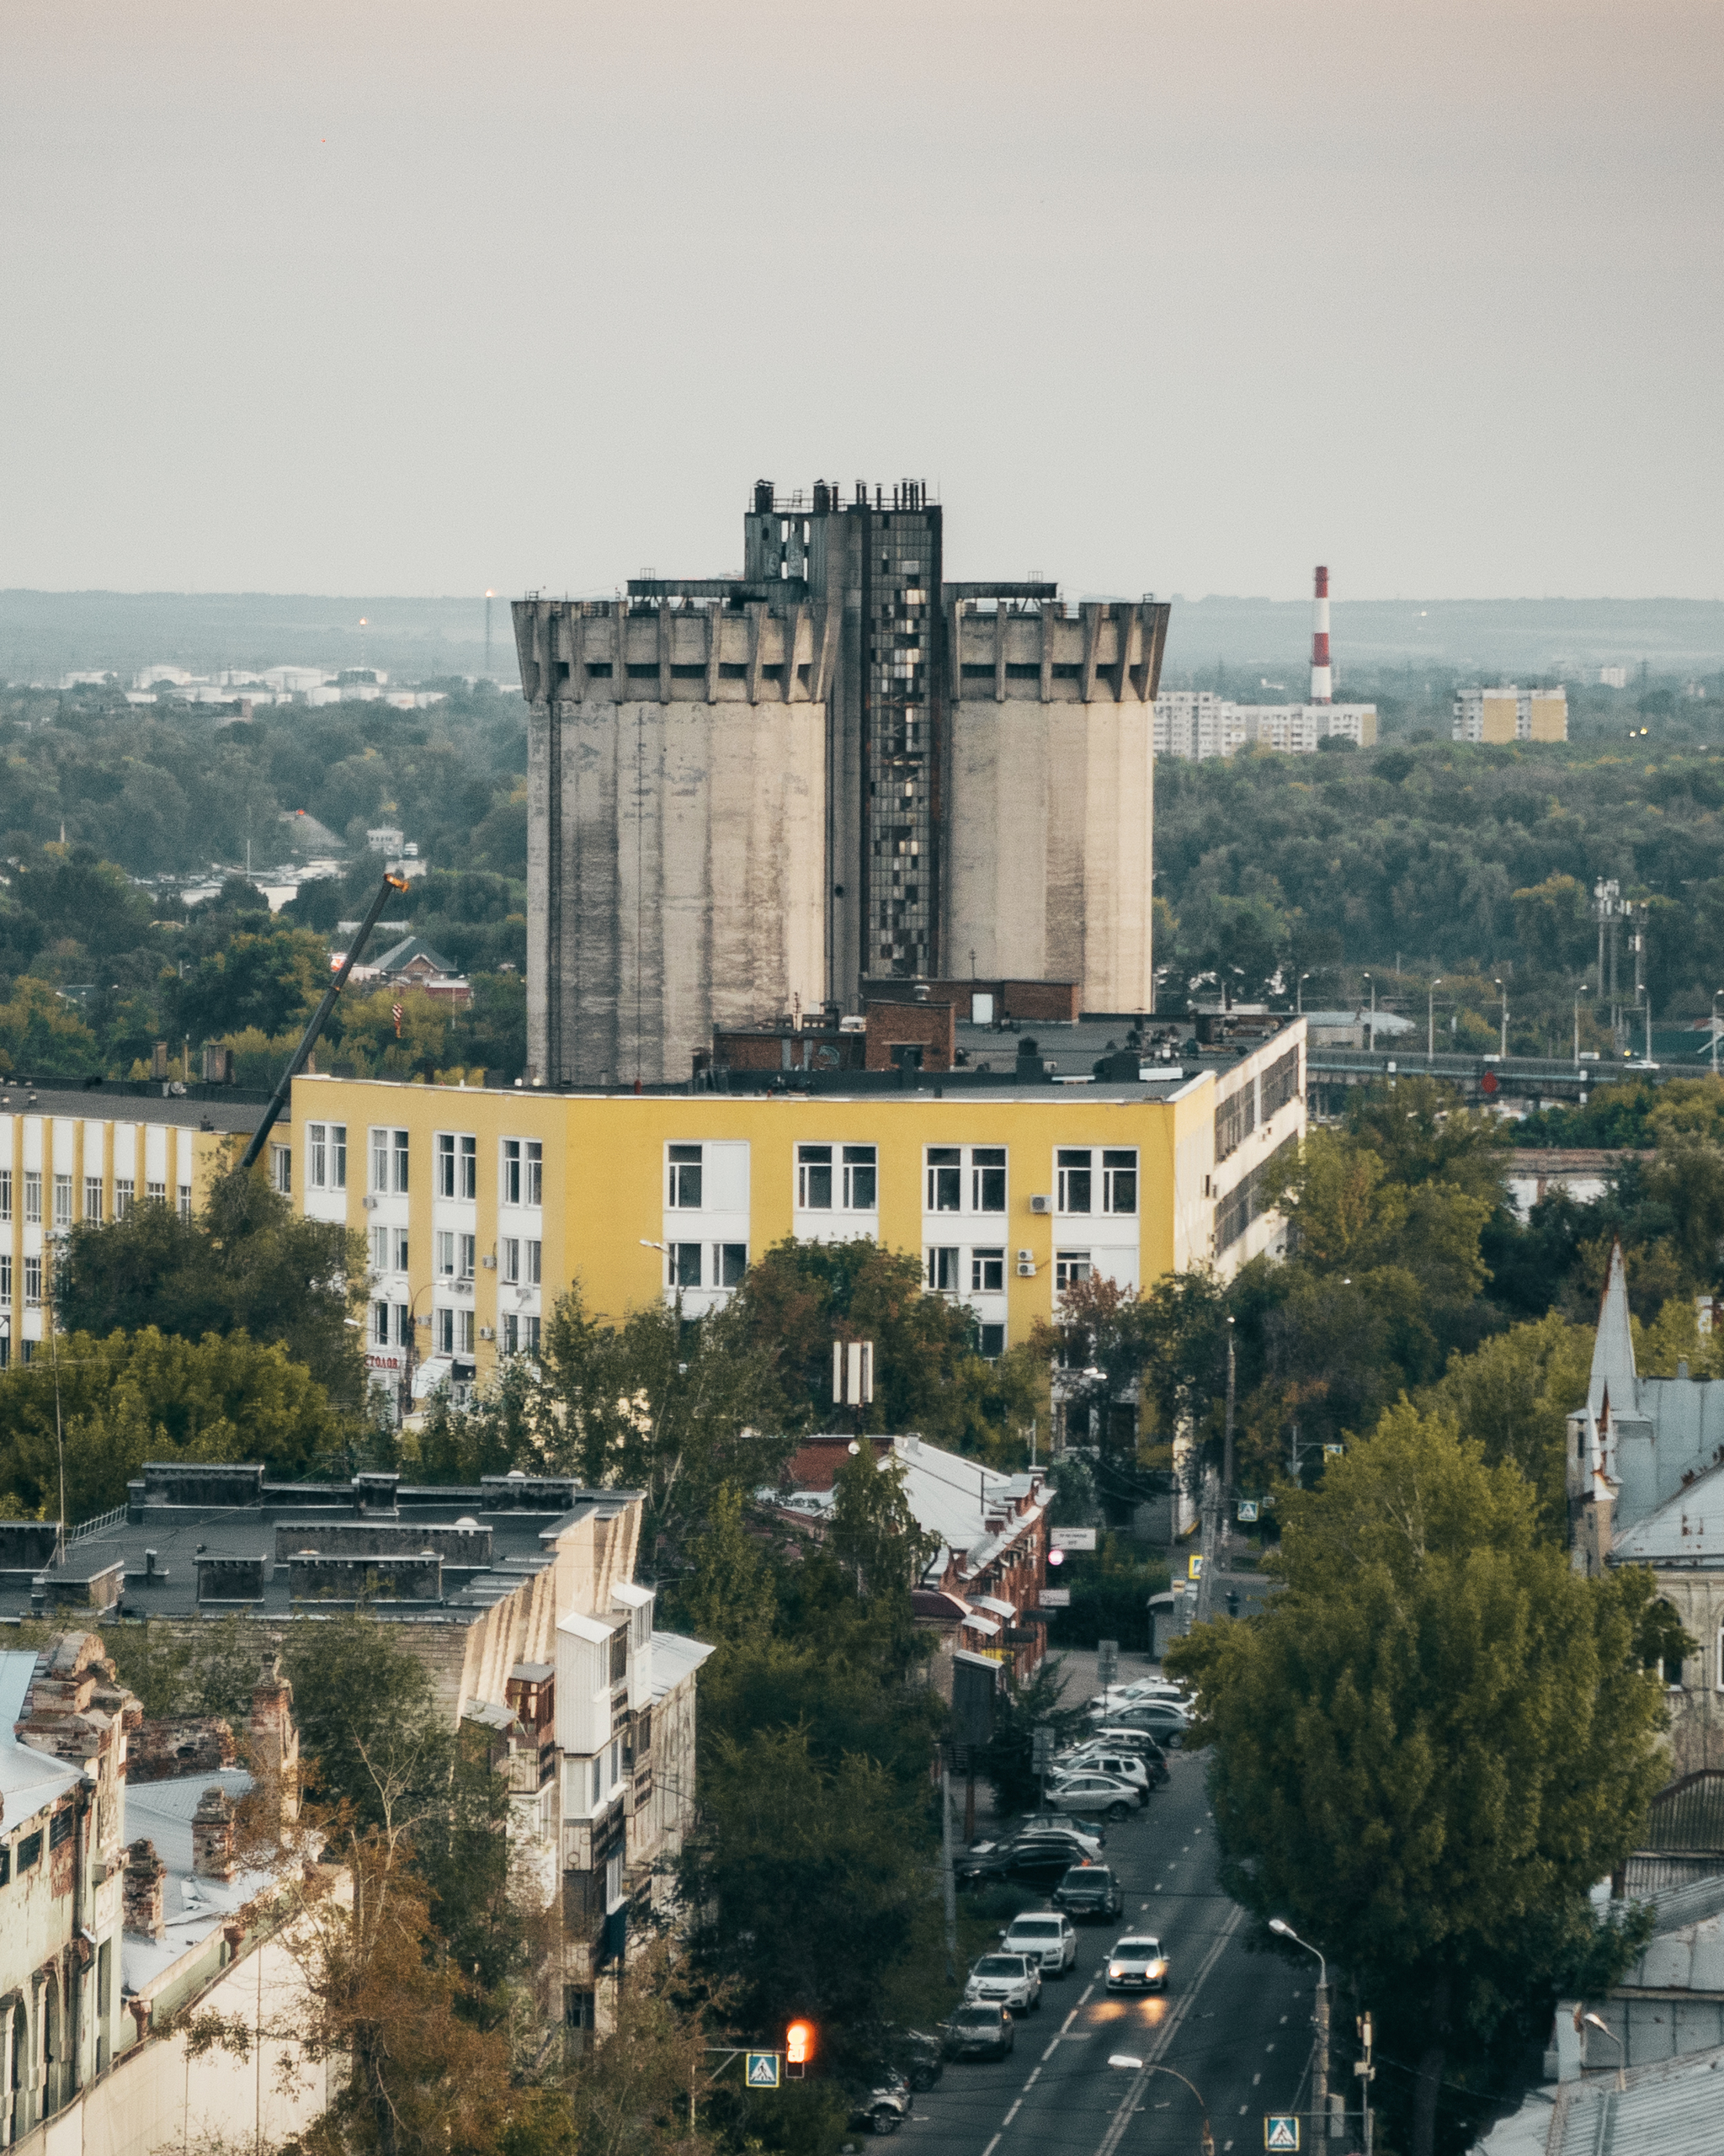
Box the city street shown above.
[908,1744,1317,2156]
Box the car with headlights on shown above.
[942,2003,1016,2060]
[1104,1935,1169,1993]
[963,1952,1042,2014]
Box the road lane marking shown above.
[1079,1985,1094,2004]
[1062,2011,1078,2032]
[1091,1902,1245,2156]
[1003,2102,1022,2126]
[1024,2069,1041,2087]
[1041,2041,1061,2062]
[982,2137,1002,2156]
[1253,2073,1261,2086]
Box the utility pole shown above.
[939,1759,959,1983]
[1221,1317,1237,1522]
[1428,977,1440,1059]
[1493,978,1508,1060]
[1357,2012,1375,2156]
[1030,1723,1054,1814]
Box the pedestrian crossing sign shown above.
[1265,2118,1300,2150]
[1188,1554,1205,1579]
[746,2052,780,2088]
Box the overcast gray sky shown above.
[4,1,1719,603]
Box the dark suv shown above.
[955,1829,1101,1886]
[1051,1864,1124,1919]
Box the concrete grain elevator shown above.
[515,482,1169,1085]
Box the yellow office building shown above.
[277,1025,1306,1403]
[0,1088,249,1366]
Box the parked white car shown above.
[1090,1679,1189,1716]
[1001,1910,1078,1977]
[1053,1748,1157,1794]
[964,1952,1043,2013]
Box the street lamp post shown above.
[1297,971,1312,1014]
[1106,2057,1215,2156]
[1575,987,1588,1069]
[1361,972,1374,1053]
[1269,1919,1330,2134]
[1428,977,1441,1060]
[1713,988,1724,1078]
[1221,1315,1237,1523]
[1494,977,1508,1059]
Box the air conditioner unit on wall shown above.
[479,1326,494,1340]
[1030,1195,1053,1214]
[1016,1262,1037,1277]
[363,1195,380,1210]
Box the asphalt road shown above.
[902,1748,1317,2156]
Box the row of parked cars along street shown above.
[929,1677,1191,2078]
[848,1675,1193,2127]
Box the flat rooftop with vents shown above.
[0,1465,652,1722]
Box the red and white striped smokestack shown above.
[1310,564,1332,705]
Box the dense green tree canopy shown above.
[54,1166,366,1406]
[0,1325,345,1519]
[1154,735,1724,1031]
[738,1236,1043,1456]
[1167,1408,1668,2156]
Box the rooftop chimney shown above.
[193,1786,237,1879]
[249,1651,301,1831]
[123,1839,166,1938]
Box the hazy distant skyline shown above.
[4,2,1720,603]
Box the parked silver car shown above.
[943,2003,1016,2059]
[1046,1770,1145,1822]
[964,1952,1042,2013]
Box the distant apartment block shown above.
[1153,691,1377,760]
[1451,685,1568,743]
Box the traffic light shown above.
[786,2021,815,2079]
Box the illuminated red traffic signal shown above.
[786,2021,815,2075]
